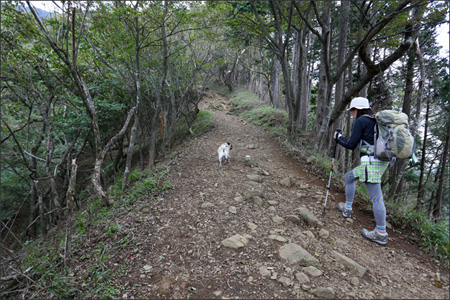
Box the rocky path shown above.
[119,92,448,299]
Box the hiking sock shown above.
[376,225,387,236]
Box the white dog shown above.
[218,142,233,168]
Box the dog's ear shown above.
[228,142,233,150]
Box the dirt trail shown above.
[119,92,448,299]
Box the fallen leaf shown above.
[434,281,442,288]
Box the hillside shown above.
[91,92,448,299]
[4,91,448,299]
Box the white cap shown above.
[348,97,371,111]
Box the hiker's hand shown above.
[334,131,342,140]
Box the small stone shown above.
[302,266,323,277]
[213,290,222,296]
[273,216,284,225]
[221,234,248,249]
[201,202,215,208]
[310,287,335,299]
[247,174,263,183]
[304,230,315,239]
[269,235,287,242]
[351,277,359,286]
[295,272,310,284]
[228,206,237,214]
[259,266,271,277]
[279,177,292,187]
[247,222,258,230]
[278,276,292,287]
[319,228,329,239]
[286,215,302,225]
[143,265,152,271]
[254,196,264,207]
[234,196,244,202]
[306,156,318,164]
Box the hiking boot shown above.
[361,228,388,245]
[337,202,352,218]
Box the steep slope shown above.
[113,92,448,299]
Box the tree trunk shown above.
[417,98,430,209]
[389,47,415,201]
[35,181,47,238]
[122,14,142,190]
[64,159,77,266]
[271,51,281,109]
[431,112,450,221]
[258,40,266,103]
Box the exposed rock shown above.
[259,266,271,277]
[228,206,237,214]
[222,234,249,249]
[254,196,264,207]
[310,287,335,299]
[295,272,310,284]
[278,276,292,287]
[247,174,263,183]
[286,215,302,225]
[351,277,359,286]
[272,216,284,225]
[319,228,329,239]
[244,190,264,199]
[296,207,321,227]
[259,169,270,176]
[268,200,279,206]
[234,196,244,203]
[306,156,318,164]
[332,250,368,277]
[279,177,292,187]
[279,243,319,266]
[247,144,256,149]
[302,266,323,277]
[201,202,216,208]
[303,230,316,239]
[246,222,258,231]
[269,235,287,242]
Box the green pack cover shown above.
[374,110,414,162]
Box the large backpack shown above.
[361,110,415,165]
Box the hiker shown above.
[333,97,390,245]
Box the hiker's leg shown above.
[344,170,358,210]
[366,182,387,235]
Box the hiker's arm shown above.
[336,119,363,150]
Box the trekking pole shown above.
[322,128,341,216]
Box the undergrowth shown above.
[4,165,173,299]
